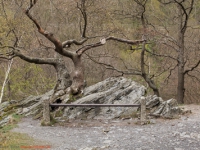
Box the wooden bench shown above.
[42,97,146,125]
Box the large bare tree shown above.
[21,0,145,99]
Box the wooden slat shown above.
[50,104,140,107]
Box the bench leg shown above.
[140,96,146,125]
[42,99,50,126]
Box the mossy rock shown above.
[67,93,83,103]
[0,110,16,121]
[33,111,43,120]
[54,110,64,118]
[3,104,18,112]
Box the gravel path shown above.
[12,105,200,150]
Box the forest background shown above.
[1,0,200,104]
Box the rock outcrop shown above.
[62,77,182,120]
[0,90,53,126]
[146,95,182,118]
[63,77,146,119]
[0,77,182,127]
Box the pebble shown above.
[198,134,200,139]
[103,140,112,144]
[177,123,184,127]
[80,148,93,150]
[27,125,34,128]
[190,132,198,139]
[174,148,184,150]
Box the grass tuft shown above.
[0,113,50,149]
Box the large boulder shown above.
[63,77,182,120]
[63,77,146,119]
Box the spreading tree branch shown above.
[76,36,145,55]
[62,38,88,48]
[85,54,142,76]
[106,36,145,45]
[184,60,200,75]
[24,0,64,54]
[77,0,87,38]
[3,46,58,65]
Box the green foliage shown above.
[0,114,23,133]
[3,104,17,112]
[0,114,47,150]
[1,0,200,104]
[68,93,84,103]
[0,16,11,51]
[12,114,22,122]
[54,110,64,118]
[1,62,55,101]
[68,94,76,102]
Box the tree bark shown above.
[50,60,72,103]
[0,59,13,103]
[54,61,72,92]
[69,55,85,95]
[12,49,72,103]
[176,3,187,104]
[141,41,160,97]
[177,32,185,104]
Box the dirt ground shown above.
[12,104,200,150]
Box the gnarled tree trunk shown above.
[70,55,85,95]
[54,63,71,92]
[50,61,72,103]
[12,49,72,103]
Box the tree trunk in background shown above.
[7,80,11,100]
[176,4,186,104]
[141,40,160,97]
[0,59,13,103]
[177,32,185,104]
[137,0,160,97]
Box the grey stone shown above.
[63,77,146,119]
[150,98,182,119]
[0,115,12,127]
[9,100,18,104]
[0,77,182,126]
[150,119,156,124]
[0,101,9,112]
[63,77,181,120]
[178,123,184,127]
[174,148,184,150]
[146,95,161,108]
[198,134,200,139]
[180,132,191,138]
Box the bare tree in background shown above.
[0,59,13,103]
[158,0,195,103]
[88,0,160,96]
